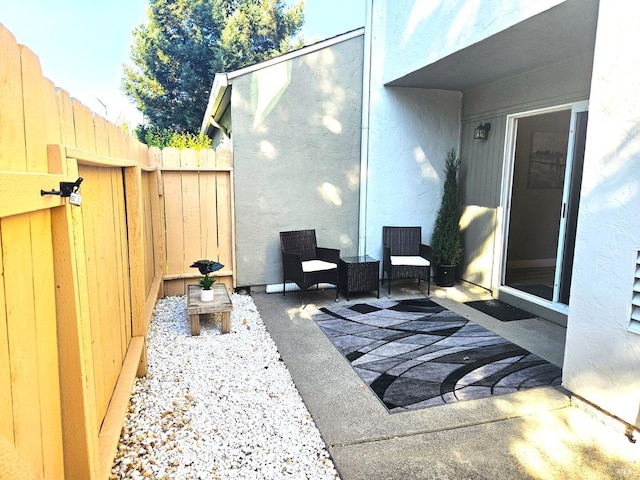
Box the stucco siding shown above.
[231,35,364,287]
[364,87,462,263]
[563,2,640,429]
[378,0,564,85]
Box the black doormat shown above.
[464,299,535,322]
[311,298,561,413]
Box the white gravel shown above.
[110,293,340,480]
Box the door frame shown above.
[496,101,588,314]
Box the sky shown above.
[0,0,365,128]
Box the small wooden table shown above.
[187,283,233,335]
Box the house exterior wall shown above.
[231,35,364,287]
[373,0,640,428]
[362,1,462,262]
[364,87,462,261]
[377,0,564,85]
[459,55,593,288]
[563,2,640,429]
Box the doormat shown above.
[464,299,536,322]
[311,298,561,413]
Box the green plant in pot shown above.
[431,148,463,287]
[190,259,224,301]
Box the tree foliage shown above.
[431,148,464,266]
[139,125,212,150]
[122,0,304,135]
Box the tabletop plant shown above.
[190,259,224,290]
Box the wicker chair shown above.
[382,226,433,295]
[280,229,340,300]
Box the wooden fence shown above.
[159,147,235,295]
[0,23,235,479]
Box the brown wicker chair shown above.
[280,229,340,300]
[382,226,433,295]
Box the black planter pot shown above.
[434,264,457,287]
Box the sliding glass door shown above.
[503,102,588,307]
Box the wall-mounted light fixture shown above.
[474,122,491,140]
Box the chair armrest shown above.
[419,244,434,262]
[282,251,304,274]
[316,247,340,264]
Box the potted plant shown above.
[431,148,463,287]
[190,259,224,301]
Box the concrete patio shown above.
[252,280,640,479]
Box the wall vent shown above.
[630,251,640,334]
[265,282,335,294]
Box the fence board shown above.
[124,167,145,339]
[30,209,65,479]
[143,173,155,292]
[94,115,110,156]
[0,25,26,171]
[162,149,186,295]
[112,168,132,358]
[57,89,77,148]
[20,42,66,477]
[0,233,13,444]
[20,44,47,172]
[199,172,219,263]
[2,214,45,473]
[74,100,97,153]
[182,171,202,268]
[43,78,62,146]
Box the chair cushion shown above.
[302,260,337,273]
[390,255,430,267]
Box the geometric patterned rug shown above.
[312,298,562,413]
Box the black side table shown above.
[339,255,380,300]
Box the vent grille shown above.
[265,282,335,294]
[630,251,640,334]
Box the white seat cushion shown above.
[390,255,430,267]
[302,259,337,273]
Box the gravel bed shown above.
[110,293,340,480]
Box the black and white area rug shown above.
[312,298,562,413]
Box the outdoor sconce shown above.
[474,122,491,140]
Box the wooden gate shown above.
[0,24,163,479]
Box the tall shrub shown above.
[431,148,463,265]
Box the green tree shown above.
[139,125,212,150]
[123,0,304,135]
[431,148,464,266]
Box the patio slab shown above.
[252,280,640,479]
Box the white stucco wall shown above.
[364,87,462,259]
[361,0,463,261]
[231,35,364,287]
[377,0,564,84]
[563,3,640,428]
